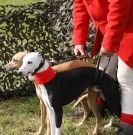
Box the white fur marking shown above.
[55,127,61,135]
[104,116,114,128]
[39,85,57,135]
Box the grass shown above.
[0,95,118,135]
[0,0,42,5]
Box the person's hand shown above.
[99,46,113,56]
[74,45,85,56]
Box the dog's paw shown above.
[34,133,40,135]
[88,131,98,135]
[92,133,98,135]
[92,131,98,135]
[104,123,112,128]
[75,122,83,127]
[34,132,42,135]
[34,130,42,135]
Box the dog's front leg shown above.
[54,107,63,135]
[46,106,56,135]
[34,84,48,135]
[40,100,50,135]
[40,85,56,135]
[35,99,48,135]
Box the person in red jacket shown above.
[73,0,133,134]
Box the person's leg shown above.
[117,57,133,135]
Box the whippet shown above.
[4,51,100,135]
[17,52,121,135]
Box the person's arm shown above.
[101,0,131,54]
[73,0,90,46]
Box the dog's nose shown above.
[17,71,22,76]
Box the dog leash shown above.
[32,53,89,75]
[95,55,112,80]
[49,53,89,66]
[48,45,91,65]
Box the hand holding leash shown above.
[99,46,113,57]
[74,44,85,56]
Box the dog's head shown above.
[17,52,46,76]
[3,51,28,71]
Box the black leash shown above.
[49,45,90,66]
[95,55,112,80]
[31,53,89,75]
[49,53,89,66]
[65,53,89,60]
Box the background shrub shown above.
[0,1,95,100]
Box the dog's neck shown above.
[37,60,49,73]
[34,60,56,84]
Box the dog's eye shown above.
[27,61,32,64]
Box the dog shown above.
[73,92,115,129]
[4,51,97,135]
[4,51,119,134]
[3,51,49,135]
[17,52,121,135]
[4,51,28,71]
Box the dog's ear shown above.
[24,50,29,54]
[24,50,28,53]
[37,52,43,59]
[27,47,35,52]
[37,52,42,57]
[37,52,45,62]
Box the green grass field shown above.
[0,96,118,135]
[0,0,42,5]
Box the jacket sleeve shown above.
[102,0,131,52]
[73,0,90,45]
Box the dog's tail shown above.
[73,94,88,108]
[98,73,121,117]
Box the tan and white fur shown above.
[4,51,115,135]
[4,52,101,135]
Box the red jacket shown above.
[73,0,133,67]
